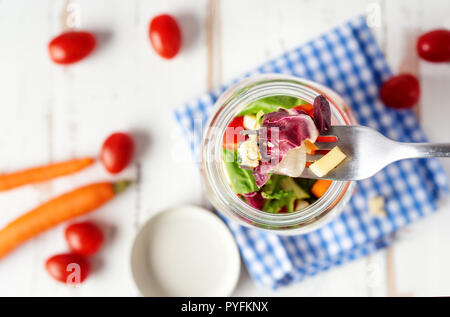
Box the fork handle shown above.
[400,142,450,158]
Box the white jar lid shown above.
[130,205,241,296]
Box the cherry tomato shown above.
[379,74,420,109]
[417,29,450,63]
[65,222,104,256]
[149,14,182,59]
[223,116,246,151]
[45,253,90,284]
[100,132,134,174]
[48,31,96,65]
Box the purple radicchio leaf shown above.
[252,165,270,188]
[313,95,331,133]
[242,191,265,210]
[251,108,318,187]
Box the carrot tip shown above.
[113,180,132,194]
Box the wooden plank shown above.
[0,0,57,296]
[0,0,448,297]
[206,0,222,90]
[383,0,450,296]
[0,0,208,296]
[220,0,385,296]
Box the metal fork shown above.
[242,125,450,180]
[299,125,450,180]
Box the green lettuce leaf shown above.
[280,177,310,200]
[222,148,258,194]
[261,190,290,200]
[261,175,311,213]
[264,193,295,213]
[261,174,282,196]
[295,178,317,193]
[238,96,307,116]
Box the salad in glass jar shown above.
[201,74,355,234]
[222,93,347,214]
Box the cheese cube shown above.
[309,146,347,177]
[237,137,260,168]
[369,196,386,218]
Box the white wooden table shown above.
[0,0,450,296]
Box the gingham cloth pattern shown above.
[174,16,448,288]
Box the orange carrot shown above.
[0,180,131,259]
[0,158,94,192]
[311,179,332,198]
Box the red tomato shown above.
[223,116,246,151]
[48,31,96,65]
[65,222,104,256]
[417,29,450,63]
[379,74,420,109]
[293,103,314,117]
[100,132,134,174]
[149,14,182,59]
[45,253,90,284]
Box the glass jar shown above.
[201,74,356,235]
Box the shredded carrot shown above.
[303,140,318,154]
[311,179,332,198]
[0,158,94,192]
[0,180,130,259]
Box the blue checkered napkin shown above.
[174,16,449,288]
